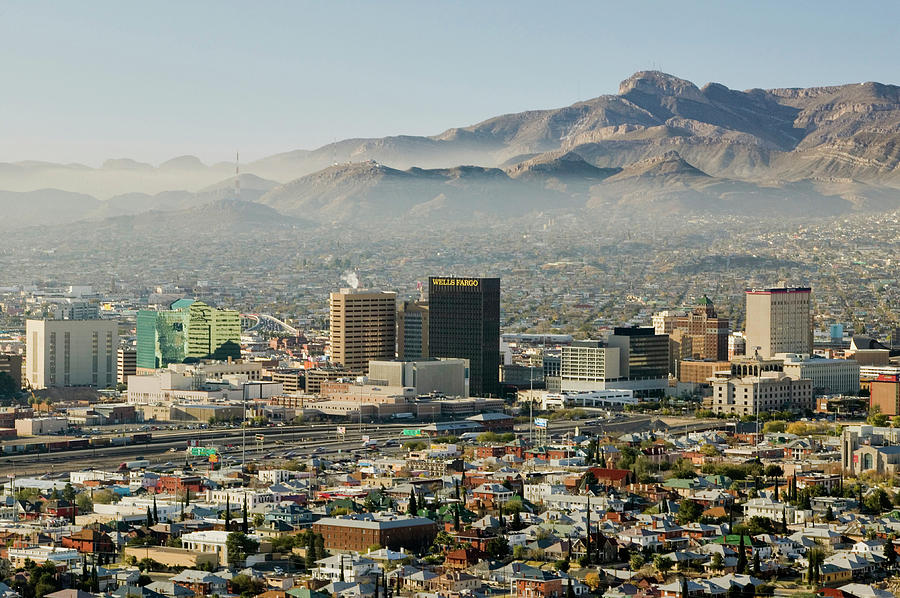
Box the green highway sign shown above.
[188,447,218,457]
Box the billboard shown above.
[337,426,347,435]
[534,417,548,429]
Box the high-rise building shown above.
[397,300,429,360]
[117,348,136,385]
[136,299,240,370]
[330,289,397,374]
[559,341,621,392]
[26,319,119,389]
[671,296,729,361]
[0,354,23,390]
[428,277,500,397]
[607,327,670,380]
[745,287,812,358]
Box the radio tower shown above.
[234,151,241,200]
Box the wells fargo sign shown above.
[431,278,480,287]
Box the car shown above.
[313,447,326,454]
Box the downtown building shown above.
[329,288,397,374]
[708,372,813,416]
[26,319,119,389]
[745,287,812,358]
[397,299,429,360]
[136,299,240,370]
[428,277,500,397]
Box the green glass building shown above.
[136,299,241,369]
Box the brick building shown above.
[312,514,437,553]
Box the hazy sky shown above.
[2,1,898,165]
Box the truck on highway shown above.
[117,459,150,471]
[361,439,378,450]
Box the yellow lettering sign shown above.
[432,278,479,287]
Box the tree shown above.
[752,552,760,575]
[763,464,783,478]
[146,506,153,528]
[485,536,510,560]
[305,532,317,569]
[75,493,93,513]
[654,555,674,577]
[584,572,601,591]
[737,535,747,574]
[869,405,888,427]
[892,416,900,428]
[762,420,786,434]
[711,552,724,571]
[864,487,892,514]
[243,495,249,533]
[630,553,645,570]
[152,495,159,524]
[225,495,231,530]
[225,532,259,567]
[408,490,417,515]
[677,500,703,524]
[824,506,834,521]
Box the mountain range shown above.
[6,70,900,229]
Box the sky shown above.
[2,0,899,166]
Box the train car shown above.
[89,437,111,448]
[131,433,152,444]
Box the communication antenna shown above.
[235,151,241,200]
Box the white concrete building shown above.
[26,319,119,389]
[745,287,811,359]
[709,372,813,415]
[542,389,637,410]
[8,546,80,569]
[181,529,263,565]
[559,343,620,392]
[743,497,797,524]
[314,554,381,582]
[779,353,859,395]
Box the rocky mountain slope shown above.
[4,71,900,226]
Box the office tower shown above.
[745,287,812,358]
[428,277,500,397]
[0,354,23,390]
[607,327,670,380]
[671,296,729,361]
[26,319,119,389]
[559,341,621,392]
[117,348,136,385]
[136,299,240,370]
[397,300,429,360]
[330,289,397,374]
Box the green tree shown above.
[225,532,259,567]
[737,535,747,574]
[653,555,674,577]
[676,500,703,524]
[711,552,723,571]
[864,487,892,514]
[630,553,645,570]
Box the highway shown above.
[0,414,725,478]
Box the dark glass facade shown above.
[428,277,500,397]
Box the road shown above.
[0,414,725,478]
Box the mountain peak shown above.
[618,71,706,102]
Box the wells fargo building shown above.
[428,277,500,397]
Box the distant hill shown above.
[4,71,900,222]
[259,161,575,224]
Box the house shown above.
[314,554,380,583]
[445,547,482,569]
[170,570,227,597]
[61,528,116,556]
[511,565,563,598]
[471,483,514,509]
[145,582,196,598]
